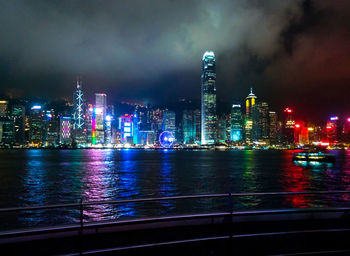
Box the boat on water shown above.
[292,151,336,163]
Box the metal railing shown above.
[2,191,350,255]
[1,190,350,226]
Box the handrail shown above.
[0,190,349,213]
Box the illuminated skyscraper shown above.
[244,88,257,143]
[45,110,59,147]
[11,105,25,144]
[162,110,176,135]
[252,102,269,142]
[29,105,44,146]
[73,78,86,146]
[119,114,133,144]
[0,116,14,145]
[95,93,107,144]
[283,107,295,145]
[183,109,200,144]
[59,117,72,145]
[326,116,340,143]
[343,118,350,143]
[201,51,217,145]
[268,111,278,144]
[231,104,243,142]
[217,114,229,142]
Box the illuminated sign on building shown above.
[119,114,133,143]
[31,105,42,110]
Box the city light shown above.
[330,116,338,120]
[308,127,314,131]
[295,124,300,128]
[284,108,293,113]
[347,118,350,122]
[31,105,41,110]
[95,108,103,114]
[106,115,112,121]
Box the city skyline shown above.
[0,1,350,121]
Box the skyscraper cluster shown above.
[0,51,349,148]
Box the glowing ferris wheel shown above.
[159,131,175,148]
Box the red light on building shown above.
[326,126,332,129]
[295,124,300,128]
[284,108,293,113]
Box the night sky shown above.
[0,0,350,121]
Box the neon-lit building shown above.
[201,51,216,145]
[59,117,72,145]
[217,114,229,142]
[72,78,86,146]
[231,104,243,142]
[182,109,200,144]
[95,93,107,144]
[91,107,96,144]
[45,110,59,147]
[119,114,133,144]
[245,88,257,144]
[162,110,176,135]
[326,116,339,143]
[343,117,350,143]
[86,105,93,144]
[29,105,44,146]
[283,107,295,145]
[293,122,309,145]
[105,115,112,144]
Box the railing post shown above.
[79,198,83,255]
[227,192,233,255]
[228,192,233,214]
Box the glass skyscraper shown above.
[95,93,107,144]
[201,51,216,145]
[231,104,243,142]
[245,88,257,144]
[73,78,86,146]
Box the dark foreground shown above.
[2,207,350,256]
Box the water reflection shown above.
[235,150,261,210]
[82,149,119,222]
[2,149,350,230]
[280,152,312,208]
[158,150,176,213]
[18,150,47,227]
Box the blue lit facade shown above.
[201,51,216,145]
[119,114,133,144]
[162,110,176,135]
[231,104,243,142]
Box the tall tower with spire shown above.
[73,77,86,146]
[244,88,257,144]
[201,51,217,145]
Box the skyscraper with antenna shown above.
[72,77,86,146]
[201,51,217,145]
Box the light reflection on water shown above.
[1,149,350,229]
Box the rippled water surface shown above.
[1,149,350,229]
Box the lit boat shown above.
[292,151,335,163]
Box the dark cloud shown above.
[0,0,349,121]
